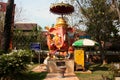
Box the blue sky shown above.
[3,0,59,29]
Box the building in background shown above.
[14,23,38,35]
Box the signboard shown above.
[30,43,41,51]
[74,49,84,67]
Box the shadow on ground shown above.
[89,64,109,71]
[14,71,48,80]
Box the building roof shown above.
[14,23,37,31]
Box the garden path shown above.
[32,64,79,80]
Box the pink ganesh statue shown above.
[45,17,74,57]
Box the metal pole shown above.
[38,51,40,64]
[39,43,41,69]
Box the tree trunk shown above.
[1,0,14,53]
[100,41,107,64]
[112,0,120,22]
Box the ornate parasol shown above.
[50,2,74,15]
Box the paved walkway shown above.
[32,64,79,80]
[44,73,79,80]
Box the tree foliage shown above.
[12,26,47,50]
[79,0,119,44]
[67,0,119,45]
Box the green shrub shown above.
[0,49,33,79]
[0,50,5,55]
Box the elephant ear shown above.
[49,28,56,33]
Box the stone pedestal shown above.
[47,59,74,73]
[65,60,74,73]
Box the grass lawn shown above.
[10,63,115,80]
[13,64,48,80]
[14,71,47,80]
[75,64,114,80]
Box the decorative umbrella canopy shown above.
[72,39,99,47]
[50,2,74,15]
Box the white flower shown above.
[16,64,19,66]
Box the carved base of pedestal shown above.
[47,59,74,73]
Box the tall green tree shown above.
[1,0,14,53]
[77,0,119,64]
